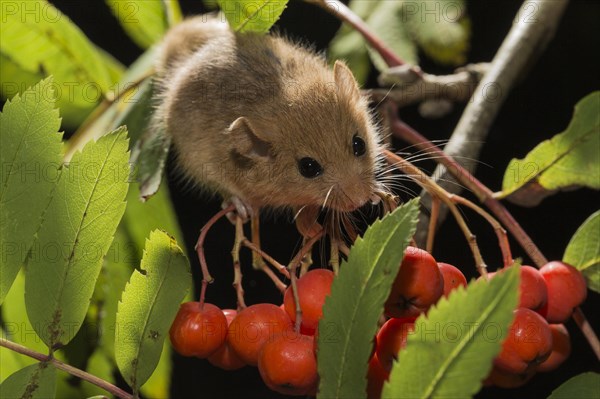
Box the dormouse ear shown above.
[333,60,360,100]
[226,117,272,159]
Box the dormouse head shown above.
[225,60,383,212]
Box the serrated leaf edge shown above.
[324,199,419,397]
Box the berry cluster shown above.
[169,246,587,397]
[367,246,466,398]
[366,249,588,397]
[169,269,335,396]
[484,261,587,388]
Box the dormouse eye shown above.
[298,157,323,178]
[353,135,366,157]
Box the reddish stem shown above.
[241,239,291,279]
[389,113,600,360]
[390,117,546,264]
[288,231,325,333]
[450,195,514,268]
[307,0,421,74]
[195,205,236,306]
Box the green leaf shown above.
[93,227,137,363]
[0,0,123,127]
[366,1,418,72]
[1,272,73,392]
[317,199,420,398]
[564,210,600,293]
[0,362,56,399]
[140,342,172,399]
[383,265,520,398]
[328,0,380,85]
[217,0,288,33]
[93,180,184,363]
[65,46,157,161]
[115,230,190,392]
[328,31,371,86]
[500,92,600,206]
[131,123,171,201]
[547,372,600,399]
[106,0,169,49]
[0,77,63,305]
[0,54,43,100]
[123,180,185,257]
[25,128,129,348]
[404,0,470,65]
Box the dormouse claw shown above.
[222,197,253,224]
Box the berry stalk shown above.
[383,150,489,278]
[388,118,600,361]
[304,0,420,74]
[195,204,235,306]
[232,216,247,310]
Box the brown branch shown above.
[388,110,600,360]
[390,118,548,266]
[370,63,489,108]
[0,338,132,399]
[411,0,569,244]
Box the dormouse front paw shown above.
[222,197,253,224]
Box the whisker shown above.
[322,185,335,210]
[293,205,307,221]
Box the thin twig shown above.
[260,266,287,293]
[232,216,246,310]
[195,205,236,306]
[241,239,291,279]
[290,267,302,333]
[389,117,547,265]
[299,237,313,277]
[572,308,600,359]
[388,109,600,360]
[370,63,489,108]
[384,150,488,277]
[0,338,132,399]
[450,195,513,267]
[304,0,421,75]
[330,240,340,275]
[288,231,325,332]
[411,0,569,243]
[251,214,268,270]
[426,197,440,253]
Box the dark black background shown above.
[51,0,600,398]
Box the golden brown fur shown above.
[153,15,384,213]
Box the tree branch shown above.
[409,0,569,245]
[370,63,489,108]
[0,338,132,399]
[304,0,421,75]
